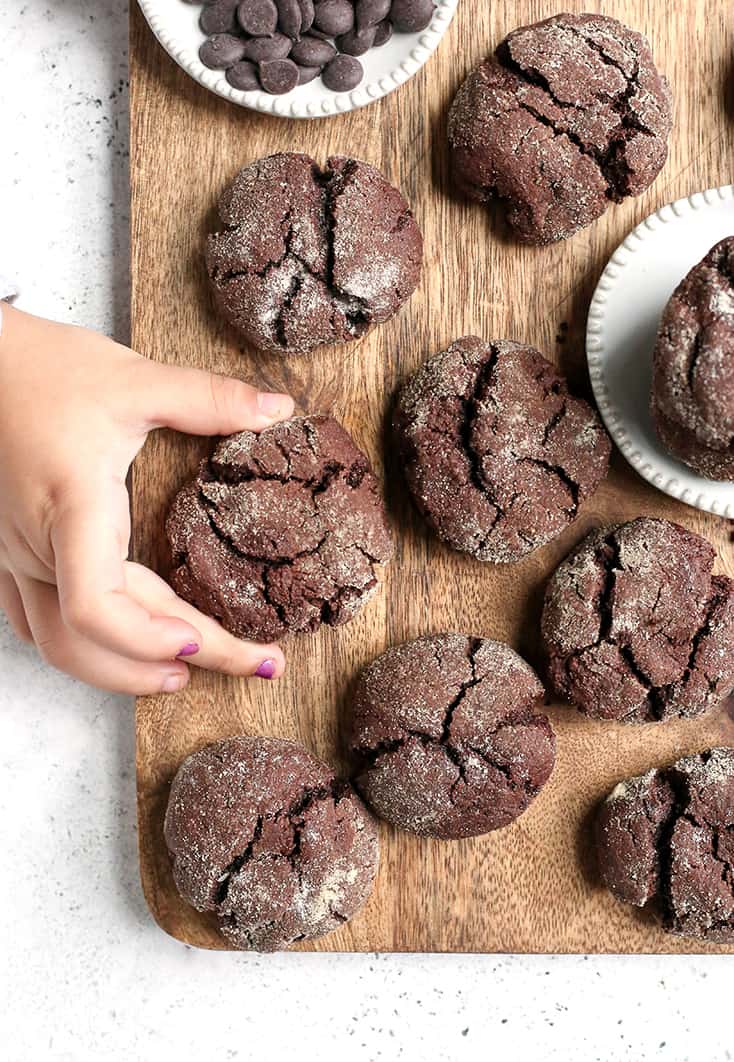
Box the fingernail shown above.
[162,673,187,693]
[255,658,277,680]
[257,391,291,420]
[177,642,200,658]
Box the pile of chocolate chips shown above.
[184,0,436,94]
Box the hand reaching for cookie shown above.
[0,306,294,694]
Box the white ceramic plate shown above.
[587,185,734,519]
[137,0,458,118]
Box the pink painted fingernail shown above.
[177,642,200,658]
[255,658,277,680]
[162,673,187,693]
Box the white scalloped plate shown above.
[587,185,734,519]
[136,0,458,118]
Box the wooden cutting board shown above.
[131,0,734,952]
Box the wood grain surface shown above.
[131,0,734,952]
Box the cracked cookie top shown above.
[393,336,611,564]
[347,633,556,839]
[595,748,734,943]
[164,736,380,952]
[205,152,423,356]
[166,415,394,642]
[542,517,734,723]
[448,13,673,244]
[651,237,734,481]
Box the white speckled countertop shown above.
[0,3,731,1059]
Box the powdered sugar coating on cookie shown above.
[448,13,672,244]
[596,747,734,942]
[206,152,423,355]
[652,237,734,480]
[348,633,556,839]
[542,517,734,723]
[393,336,611,564]
[164,735,379,952]
[166,415,393,641]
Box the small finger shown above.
[125,562,286,679]
[52,487,201,661]
[16,576,191,695]
[137,361,294,436]
[0,570,33,642]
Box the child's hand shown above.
[0,306,294,694]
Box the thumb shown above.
[139,361,294,436]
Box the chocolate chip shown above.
[336,24,377,56]
[298,0,315,32]
[296,63,322,83]
[237,0,279,36]
[313,0,354,36]
[355,0,391,29]
[290,34,336,65]
[275,0,302,37]
[242,31,292,60]
[199,0,239,35]
[259,56,300,92]
[322,53,363,90]
[226,60,261,90]
[199,33,248,68]
[372,18,392,46]
[390,0,434,32]
[191,0,424,96]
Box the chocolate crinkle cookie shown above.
[164,736,379,951]
[166,415,394,642]
[205,152,423,355]
[651,237,734,481]
[595,748,734,943]
[542,517,734,723]
[347,633,556,839]
[392,336,611,564]
[448,13,673,244]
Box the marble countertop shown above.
[0,3,730,1059]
